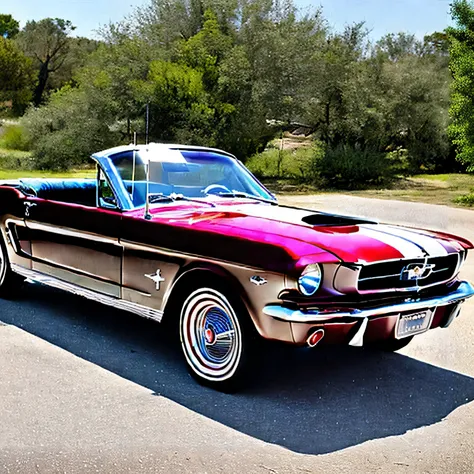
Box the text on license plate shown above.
[396,310,433,339]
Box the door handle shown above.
[24,202,37,217]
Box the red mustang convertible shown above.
[0,143,473,390]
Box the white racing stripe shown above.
[230,204,449,259]
[358,225,425,259]
[383,225,448,257]
[234,204,314,226]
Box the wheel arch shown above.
[161,262,253,324]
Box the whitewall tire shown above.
[179,286,254,391]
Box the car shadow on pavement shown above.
[3,283,474,456]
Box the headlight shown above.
[298,264,322,296]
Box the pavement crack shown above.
[260,466,278,473]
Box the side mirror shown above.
[99,196,118,209]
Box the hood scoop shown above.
[302,213,376,227]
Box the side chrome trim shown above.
[25,221,120,246]
[121,239,268,272]
[11,264,164,323]
[263,281,474,323]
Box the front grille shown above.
[358,254,460,291]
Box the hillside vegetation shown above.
[0,1,474,204]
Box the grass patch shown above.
[266,173,474,209]
[339,174,474,207]
[0,168,96,180]
[0,147,33,169]
[0,147,95,179]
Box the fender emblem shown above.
[250,275,268,286]
[145,269,165,291]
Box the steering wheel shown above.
[203,184,231,196]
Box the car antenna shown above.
[131,131,137,202]
[145,103,150,146]
[144,104,152,220]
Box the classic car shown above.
[0,143,473,391]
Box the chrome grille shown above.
[358,254,460,291]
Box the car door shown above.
[24,177,122,298]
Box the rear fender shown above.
[0,186,31,269]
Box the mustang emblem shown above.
[145,269,165,290]
[401,263,436,281]
[250,275,268,286]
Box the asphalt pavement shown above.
[1,195,473,473]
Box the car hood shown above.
[126,201,472,269]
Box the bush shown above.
[454,191,474,207]
[316,145,394,189]
[0,123,31,151]
[247,145,322,181]
[0,148,34,169]
[23,87,120,170]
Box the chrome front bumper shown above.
[263,281,474,324]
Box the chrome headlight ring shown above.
[298,263,323,296]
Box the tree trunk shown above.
[33,60,50,107]
[323,102,331,145]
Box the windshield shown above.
[110,149,275,208]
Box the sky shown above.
[1,0,453,41]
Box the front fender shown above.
[163,261,295,343]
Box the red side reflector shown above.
[307,329,325,347]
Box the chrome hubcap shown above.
[180,288,242,381]
[198,306,235,362]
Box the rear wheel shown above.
[369,335,414,352]
[179,285,257,392]
[0,233,24,298]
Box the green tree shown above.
[131,59,215,145]
[376,32,423,61]
[47,37,101,91]
[304,23,371,147]
[378,55,451,171]
[76,37,157,142]
[0,37,35,114]
[0,14,19,39]
[447,0,474,170]
[22,0,456,175]
[423,31,449,57]
[16,18,75,106]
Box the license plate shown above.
[396,310,434,339]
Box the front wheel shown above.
[179,286,256,392]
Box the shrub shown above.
[454,191,474,207]
[247,145,322,181]
[23,87,120,170]
[0,148,33,169]
[316,145,394,189]
[0,123,31,151]
[247,149,283,178]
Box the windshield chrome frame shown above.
[92,155,135,210]
[92,145,277,212]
